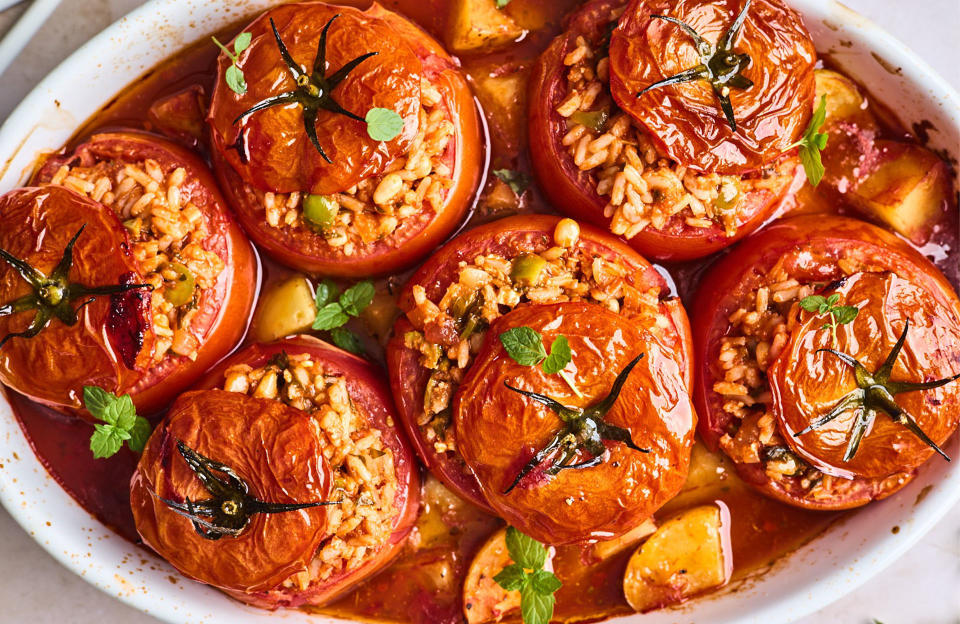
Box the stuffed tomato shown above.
[693,215,960,510]
[529,0,815,261]
[386,214,694,527]
[208,1,482,277]
[137,336,421,608]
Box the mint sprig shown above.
[312,280,375,354]
[365,108,404,142]
[493,527,561,624]
[789,95,829,186]
[83,386,151,459]
[799,292,859,347]
[500,327,580,396]
[213,32,252,95]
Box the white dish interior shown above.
[0,1,957,623]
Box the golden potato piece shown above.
[623,504,732,613]
[251,275,316,343]
[815,69,876,129]
[463,527,554,623]
[447,0,525,53]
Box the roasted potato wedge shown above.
[623,504,732,613]
[448,0,525,53]
[815,69,876,129]
[251,275,316,342]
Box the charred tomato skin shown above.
[528,0,798,262]
[455,302,696,545]
[387,214,694,511]
[34,130,259,418]
[130,389,333,593]
[192,336,421,609]
[209,2,482,278]
[0,186,153,415]
[692,215,960,510]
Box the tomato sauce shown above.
[6,0,957,622]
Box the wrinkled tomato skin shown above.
[34,130,259,417]
[455,302,695,545]
[387,214,694,511]
[692,215,960,510]
[193,336,421,609]
[130,390,333,593]
[527,0,798,262]
[210,4,482,278]
[609,0,817,175]
[0,186,153,414]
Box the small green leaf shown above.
[495,0,512,7]
[799,295,826,312]
[827,293,840,305]
[800,144,825,187]
[520,587,555,624]
[82,386,112,420]
[330,327,364,354]
[505,526,547,570]
[541,335,571,375]
[500,327,547,367]
[832,305,859,326]
[313,302,349,331]
[529,568,562,594]
[314,279,340,309]
[90,424,125,460]
[234,32,252,55]
[127,417,152,453]
[83,387,149,459]
[366,108,404,141]
[225,65,247,95]
[793,95,829,186]
[340,281,376,317]
[109,394,137,431]
[493,169,531,196]
[493,563,527,592]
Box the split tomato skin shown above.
[130,389,333,594]
[692,215,960,509]
[527,0,799,262]
[193,336,422,608]
[454,302,696,545]
[209,2,482,277]
[387,214,694,512]
[609,0,817,175]
[34,130,259,418]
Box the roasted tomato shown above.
[0,186,153,413]
[528,0,800,262]
[208,1,482,277]
[30,130,258,417]
[455,302,695,544]
[692,215,960,510]
[387,214,693,512]
[130,389,333,593]
[189,336,421,608]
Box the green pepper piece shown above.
[715,179,741,213]
[510,254,547,286]
[165,263,195,307]
[303,194,339,229]
[450,291,478,319]
[569,110,609,133]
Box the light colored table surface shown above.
[0,1,958,623]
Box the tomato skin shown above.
[130,389,333,593]
[0,186,153,414]
[33,130,259,417]
[387,214,694,511]
[454,302,695,545]
[527,0,798,262]
[692,215,960,509]
[609,0,817,175]
[210,3,482,277]
[193,336,421,608]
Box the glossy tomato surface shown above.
[130,389,333,593]
[609,0,816,174]
[528,0,799,262]
[455,302,695,545]
[387,214,693,512]
[692,215,960,509]
[0,186,152,414]
[194,336,421,608]
[34,130,258,417]
[209,2,482,277]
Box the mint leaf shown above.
[313,302,349,331]
[493,563,527,592]
[83,386,152,459]
[366,108,404,141]
[83,386,112,420]
[340,281,375,317]
[505,526,547,570]
[792,95,829,186]
[127,417,152,453]
[110,394,137,431]
[90,424,125,460]
[233,32,252,54]
[314,279,339,309]
[832,305,859,326]
[529,568,562,594]
[541,336,571,375]
[224,65,247,95]
[520,587,555,624]
[500,327,547,367]
[826,293,841,306]
[493,169,531,195]
[799,295,825,312]
[330,327,364,355]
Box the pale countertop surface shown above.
[0,0,958,623]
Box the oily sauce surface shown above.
[7,0,958,622]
